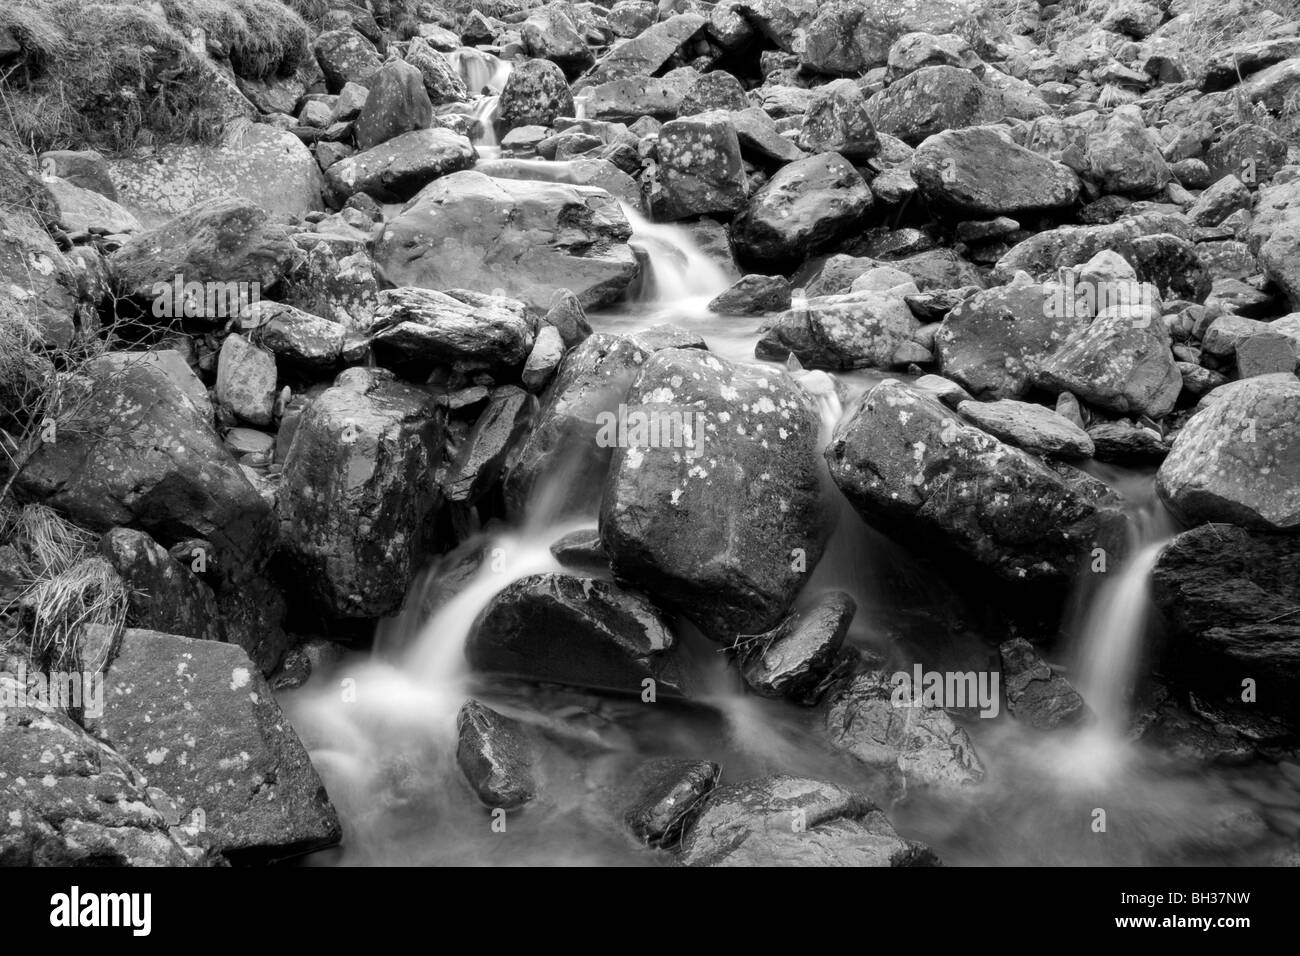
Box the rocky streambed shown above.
[2,0,1299,867]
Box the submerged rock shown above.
[623,758,718,847]
[999,638,1089,730]
[455,699,537,811]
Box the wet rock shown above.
[649,112,748,220]
[522,325,565,391]
[708,274,792,314]
[98,528,221,645]
[1157,374,1300,530]
[737,592,855,703]
[549,528,606,568]
[912,126,1080,217]
[958,398,1094,459]
[826,379,1120,581]
[253,302,346,368]
[499,58,575,130]
[600,349,830,641]
[455,700,537,811]
[1087,420,1170,464]
[375,170,637,311]
[443,386,535,505]
[354,60,432,151]
[109,198,295,305]
[543,288,593,348]
[369,288,536,371]
[18,357,273,577]
[999,638,1088,730]
[96,629,341,860]
[679,774,938,866]
[279,370,444,618]
[797,80,880,161]
[0,687,209,866]
[467,573,684,694]
[624,758,718,847]
[1151,524,1300,730]
[756,290,921,370]
[867,66,1007,145]
[476,156,641,208]
[733,153,873,270]
[824,670,984,789]
[934,280,1080,399]
[216,333,277,426]
[325,128,476,204]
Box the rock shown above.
[867,66,1006,145]
[1035,306,1182,419]
[1101,0,1162,38]
[476,157,642,208]
[912,126,1080,217]
[1087,420,1169,463]
[999,638,1088,730]
[522,325,565,391]
[1084,106,1170,198]
[313,29,383,92]
[826,379,1120,581]
[1188,175,1250,227]
[679,71,749,115]
[731,107,808,164]
[649,112,748,220]
[1206,123,1288,183]
[109,198,295,306]
[403,37,468,106]
[0,686,208,866]
[1239,57,1300,115]
[39,149,118,200]
[0,204,86,348]
[455,700,537,810]
[1236,332,1299,378]
[1157,375,1300,530]
[444,386,535,504]
[733,153,873,270]
[797,80,880,160]
[934,281,1080,399]
[578,69,699,123]
[958,398,1094,458]
[98,528,221,644]
[708,274,792,314]
[543,288,593,347]
[600,349,830,641]
[824,671,984,788]
[624,759,718,847]
[1202,39,1300,92]
[611,1,658,39]
[679,774,937,867]
[756,290,921,370]
[253,302,346,368]
[369,288,535,371]
[499,58,575,130]
[96,629,341,859]
[108,122,323,224]
[523,6,596,75]
[1150,523,1300,730]
[18,356,273,577]
[324,128,476,204]
[467,573,684,694]
[585,13,707,84]
[737,592,855,702]
[45,177,141,235]
[375,171,637,311]
[354,59,432,151]
[279,371,444,618]
[216,334,277,426]
[887,30,979,78]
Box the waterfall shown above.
[619,203,731,305]
[445,48,512,95]
[469,95,502,157]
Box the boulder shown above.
[623,758,718,847]
[499,58,575,130]
[866,66,1006,145]
[756,290,921,370]
[455,699,537,810]
[958,398,1095,458]
[98,527,221,644]
[1083,106,1170,198]
[912,126,1080,217]
[354,59,433,151]
[998,637,1089,730]
[216,333,277,426]
[649,112,748,220]
[585,13,707,84]
[369,288,536,371]
[374,171,638,311]
[737,591,855,702]
[797,79,880,160]
[324,128,476,204]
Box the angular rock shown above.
[999,638,1088,730]
[585,13,707,84]
[737,591,855,702]
[958,398,1094,458]
[757,290,921,370]
[797,79,880,160]
[912,126,1079,217]
[324,128,476,204]
[623,758,718,847]
[216,333,277,426]
[650,112,748,220]
[867,66,1006,145]
[443,386,535,504]
[708,274,792,314]
[369,288,536,371]
[355,59,433,151]
[455,699,537,810]
[98,527,221,645]
[253,302,346,368]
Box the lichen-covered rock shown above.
[756,290,921,370]
[499,58,575,130]
[354,59,433,151]
[98,527,222,644]
[912,126,1080,217]
[649,112,748,220]
[958,398,1095,459]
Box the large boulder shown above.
[600,349,830,641]
[1151,523,1300,730]
[679,774,938,867]
[109,198,295,306]
[108,122,324,224]
[95,629,341,860]
[584,13,707,84]
[313,28,383,92]
[368,288,536,372]
[498,58,575,130]
[756,290,921,370]
[1083,106,1170,198]
[278,370,445,619]
[0,204,86,348]
[732,153,873,270]
[17,356,273,577]
[825,379,1120,581]
[866,66,1007,145]
[467,573,685,694]
[522,5,595,76]
[797,79,881,160]
[325,129,477,204]
[912,126,1080,217]
[374,171,638,311]
[1157,375,1300,530]
[354,59,433,151]
[649,112,748,220]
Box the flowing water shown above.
[284,212,1300,866]
[448,48,512,160]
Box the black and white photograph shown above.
[0,0,1295,921]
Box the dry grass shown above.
[0,504,127,671]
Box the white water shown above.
[447,49,512,159]
[619,203,731,305]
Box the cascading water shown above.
[620,203,732,304]
[446,49,512,159]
